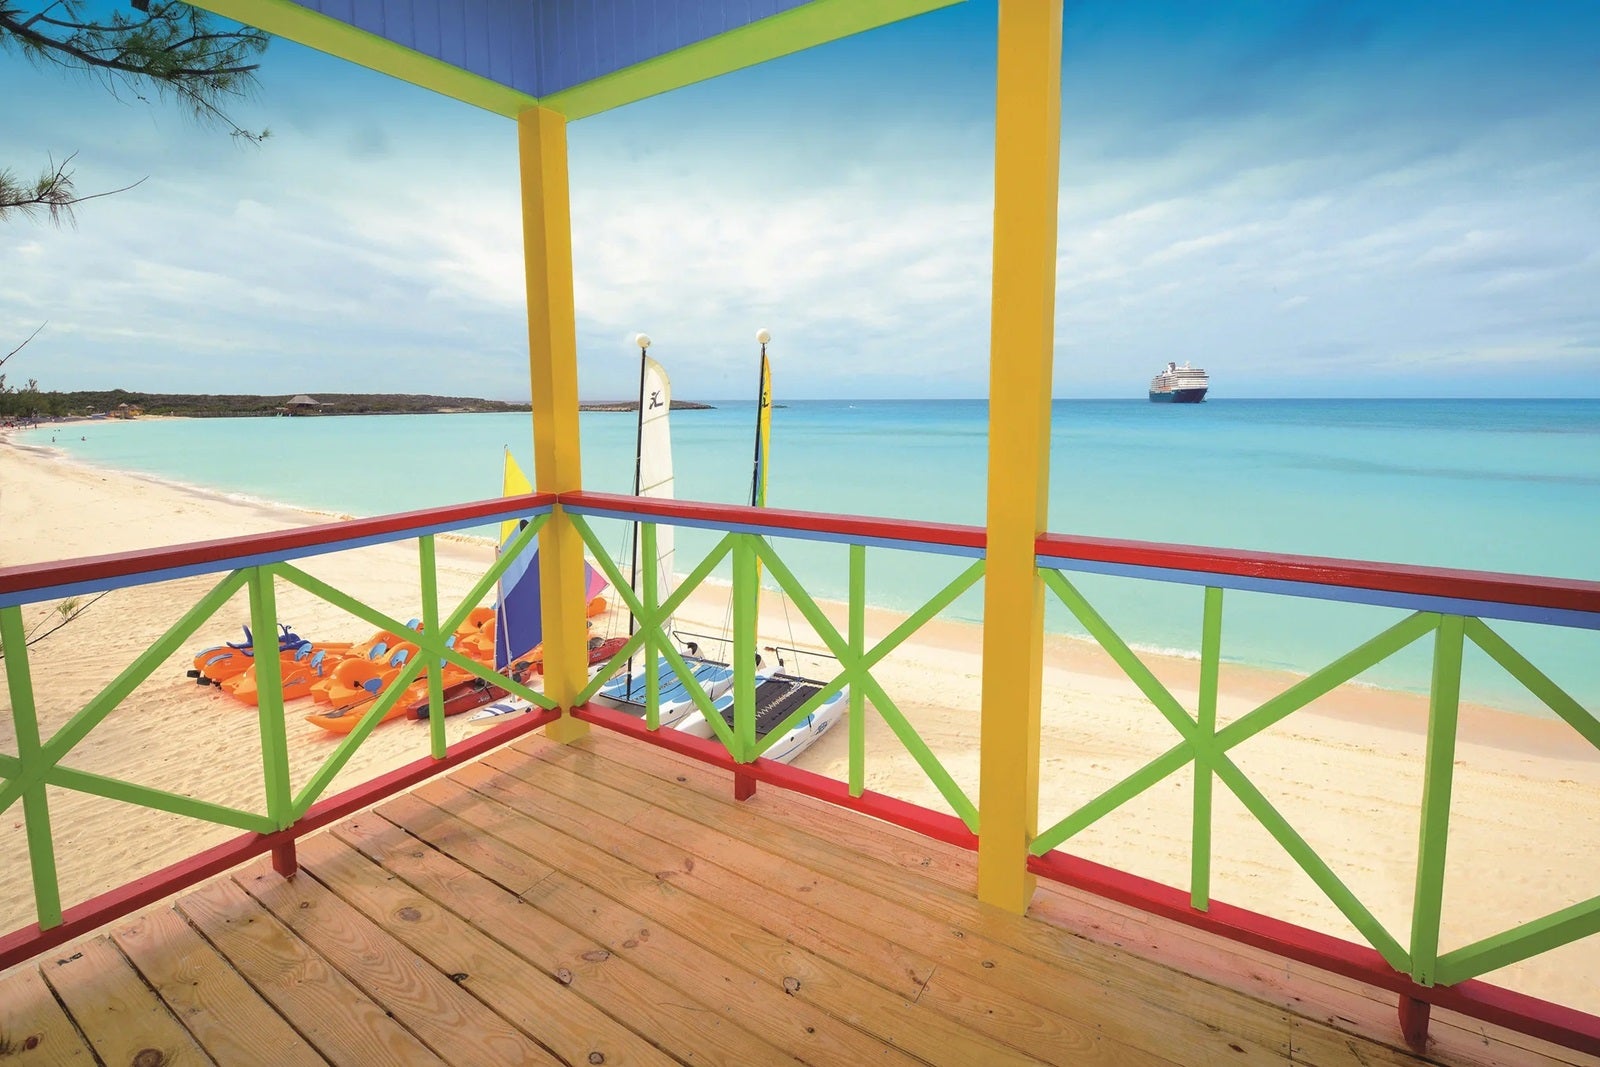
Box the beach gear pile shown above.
[188,601,623,734]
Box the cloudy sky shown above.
[2,0,1598,400]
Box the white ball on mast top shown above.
[634,333,651,350]
[755,328,772,345]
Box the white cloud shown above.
[5,8,1600,401]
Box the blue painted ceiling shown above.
[297,0,816,98]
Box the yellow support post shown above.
[518,106,589,744]
[977,0,1063,912]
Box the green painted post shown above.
[1,605,62,929]
[1192,586,1223,911]
[1411,613,1465,987]
[246,568,293,837]
[849,543,866,798]
[642,522,661,730]
[732,535,758,766]
[418,536,447,760]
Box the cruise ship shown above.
[1149,361,1209,403]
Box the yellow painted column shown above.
[518,106,589,743]
[977,0,1063,912]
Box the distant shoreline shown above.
[0,391,718,420]
[578,400,715,412]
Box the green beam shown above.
[543,0,965,120]
[1436,893,1600,986]
[1,605,61,928]
[1192,586,1223,911]
[248,567,293,829]
[1466,618,1600,754]
[849,544,866,798]
[1042,569,1196,741]
[45,765,272,834]
[569,521,733,709]
[1032,740,1194,856]
[1214,753,1409,972]
[418,536,447,760]
[733,535,760,763]
[747,537,980,823]
[856,671,979,832]
[291,651,429,818]
[196,0,537,117]
[642,522,661,731]
[569,517,731,645]
[1410,614,1464,986]
[273,564,418,653]
[0,569,248,817]
[1215,612,1440,756]
[755,536,983,681]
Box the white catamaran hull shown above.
[674,677,847,765]
[591,657,734,728]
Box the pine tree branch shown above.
[0,153,147,226]
[2,322,47,369]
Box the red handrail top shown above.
[0,493,557,597]
[1035,531,1600,615]
[559,490,988,552]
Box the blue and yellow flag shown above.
[752,353,771,509]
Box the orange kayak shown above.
[221,641,354,705]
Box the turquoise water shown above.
[24,399,1600,714]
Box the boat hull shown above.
[1149,388,1208,403]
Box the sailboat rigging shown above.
[674,329,846,764]
[594,336,734,724]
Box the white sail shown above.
[638,356,675,625]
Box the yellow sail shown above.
[751,351,772,615]
[500,449,533,546]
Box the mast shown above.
[750,328,771,509]
[749,329,772,670]
[627,332,651,692]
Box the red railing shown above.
[3,490,1597,1056]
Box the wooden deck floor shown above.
[2,728,1595,1067]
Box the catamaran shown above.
[591,335,735,724]
[674,329,847,764]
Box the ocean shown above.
[22,398,1600,716]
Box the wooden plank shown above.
[112,906,325,1067]
[43,935,214,1066]
[564,734,1594,1067]
[327,811,802,1067]
[505,739,1305,1067]
[632,736,1592,1067]
[476,747,938,999]
[0,966,94,1065]
[379,789,924,1067]
[290,830,676,1067]
[175,877,445,1067]
[234,859,562,1067]
[415,770,1052,1067]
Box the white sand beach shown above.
[1,433,1597,1014]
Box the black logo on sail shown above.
[648,390,664,410]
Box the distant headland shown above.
[0,389,715,419]
[578,399,716,412]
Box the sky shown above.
[2,0,1598,401]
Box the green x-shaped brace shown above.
[746,536,985,832]
[0,568,266,827]
[271,514,559,819]
[1033,568,1443,972]
[567,516,739,749]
